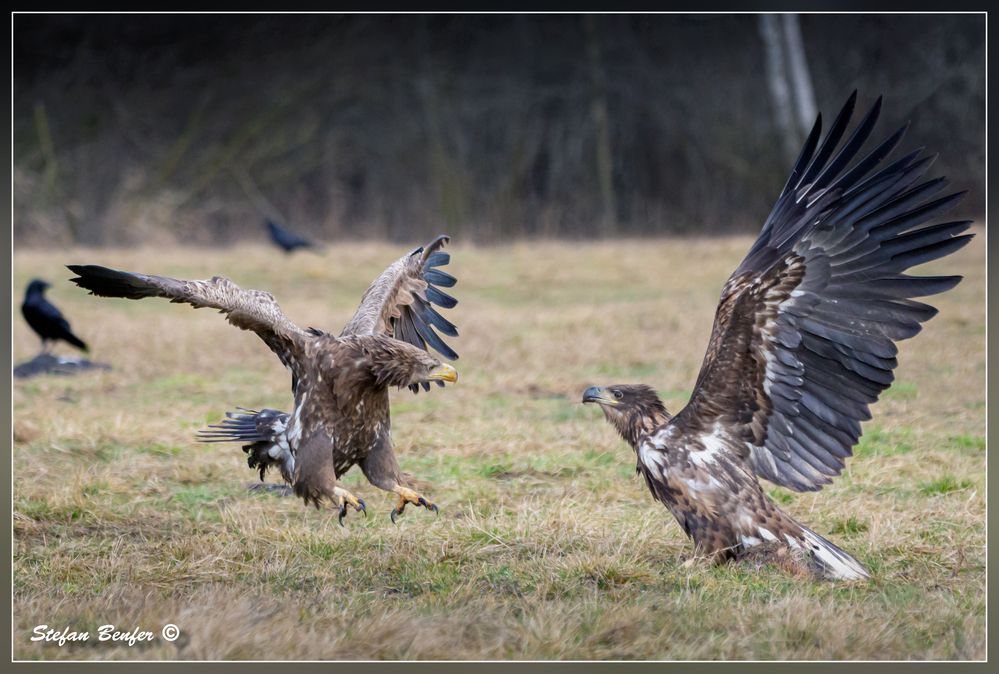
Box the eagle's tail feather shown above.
[788,522,870,581]
[197,408,295,485]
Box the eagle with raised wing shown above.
[582,93,973,580]
[68,236,458,524]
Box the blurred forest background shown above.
[12,13,985,247]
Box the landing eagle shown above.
[583,93,972,580]
[69,236,458,523]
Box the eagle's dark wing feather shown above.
[340,234,458,363]
[66,265,309,369]
[197,408,294,483]
[672,93,973,492]
[196,408,290,444]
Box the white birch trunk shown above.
[782,14,818,136]
[757,14,798,162]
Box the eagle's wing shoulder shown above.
[67,265,309,367]
[671,93,972,493]
[340,235,458,361]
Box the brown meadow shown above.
[12,232,985,660]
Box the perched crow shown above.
[266,219,315,253]
[21,279,88,352]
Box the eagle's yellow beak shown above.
[428,363,458,383]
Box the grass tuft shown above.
[918,476,975,496]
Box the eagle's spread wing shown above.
[340,234,458,366]
[66,265,309,368]
[671,92,973,492]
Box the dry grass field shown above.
[12,232,985,660]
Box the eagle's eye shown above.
[613,390,623,400]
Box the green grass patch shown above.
[883,381,919,401]
[854,427,915,458]
[918,475,974,496]
[767,488,795,505]
[950,434,985,452]
[829,516,869,536]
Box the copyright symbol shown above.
[161,624,180,642]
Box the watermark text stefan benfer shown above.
[31,623,181,647]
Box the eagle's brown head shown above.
[415,352,459,387]
[360,337,458,390]
[582,384,670,448]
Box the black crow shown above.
[266,219,316,253]
[21,279,88,352]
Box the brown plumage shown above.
[583,93,973,580]
[68,235,458,524]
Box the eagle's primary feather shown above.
[68,236,459,523]
[583,93,972,580]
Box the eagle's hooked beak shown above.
[582,386,617,406]
[428,363,458,383]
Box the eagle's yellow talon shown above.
[333,487,364,526]
[390,486,438,521]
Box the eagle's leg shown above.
[332,485,367,526]
[681,538,739,569]
[292,432,366,526]
[735,541,811,577]
[295,480,366,525]
[390,486,439,523]
[680,555,708,570]
[680,551,729,570]
[360,434,438,522]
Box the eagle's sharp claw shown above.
[429,503,439,514]
[333,487,363,525]
[391,487,436,519]
[390,508,399,524]
[357,498,367,515]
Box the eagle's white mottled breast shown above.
[758,527,777,542]
[691,423,727,468]
[683,474,723,494]
[638,441,666,480]
[649,424,677,445]
[287,394,306,447]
